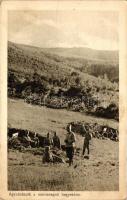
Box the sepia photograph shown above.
[7,8,120,192]
[0,1,127,199]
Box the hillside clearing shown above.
[8,98,119,191]
[8,98,118,137]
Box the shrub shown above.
[105,103,119,120]
[95,103,119,121]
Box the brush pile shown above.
[67,121,119,141]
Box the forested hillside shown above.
[8,41,119,120]
[8,41,118,82]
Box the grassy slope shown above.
[8,98,118,139]
[8,98,119,191]
[8,139,118,191]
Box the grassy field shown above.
[8,98,119,191]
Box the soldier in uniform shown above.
[82,125,91,157]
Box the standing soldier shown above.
[64,124,76,166]
[82,125,91,157]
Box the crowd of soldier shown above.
[8,124,118,166]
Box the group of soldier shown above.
[42,124,91,166]
[9,123,118,166]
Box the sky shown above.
[8,10,119,50]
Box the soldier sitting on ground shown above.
[23,131,33,147]
[52,132,61,149]
[44,132,53,147]
[33,133,39,147]
[42,145,65,164]
[42,146,53,163]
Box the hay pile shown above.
[67,122,119,141]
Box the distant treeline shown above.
[80,63,119,83]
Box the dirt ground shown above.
[8,98,119,191]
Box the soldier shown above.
[65,124,76,166]
[33,132,39,147]
[52,132,61,149]
[82,125,91,157]
[42,146,53,163]
[44,132,53,147]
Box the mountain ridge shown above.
[8,41,118,65]
[8,41,119,83]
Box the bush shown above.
[65,86,82,97]
[95,103,119,121]
[105,103,119,120]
